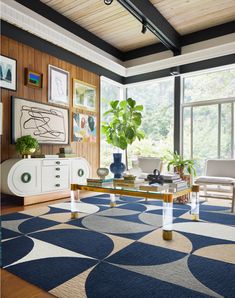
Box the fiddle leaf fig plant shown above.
[101,98,145,169]
[15,135,39,156]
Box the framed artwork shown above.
[25,68,43,88]
[48,65,69,106]
[12,96,69,144]
[73,79,96,111]
[0,102,2,135]
[0,55,17,91]
[73,112,96,143]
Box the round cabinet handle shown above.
[78,169,84,177]
[55,175,60,178]
[56,168,60,171]
[21,172,31,183]
[56,161,60,165]
[55,184,61,187]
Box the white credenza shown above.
[1,157,90,205]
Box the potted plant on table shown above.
[166,151,196,204]
[15,135,39,158]
[101,98,145,178]
[166,151,196,177]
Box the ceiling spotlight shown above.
[141,22,147,34]
[104,0,113,5]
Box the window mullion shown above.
[232,103,234,158]
[218,104,221,159]
[191,107,193,160]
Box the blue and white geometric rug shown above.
[1,194,235,297]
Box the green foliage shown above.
[15,135,39,155]
[101,98,145,150]
[165,151,196,176]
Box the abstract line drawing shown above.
[12,97,69,144]
[48,65,69,106]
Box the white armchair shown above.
[137,157,163,179]
[195,159,235,212]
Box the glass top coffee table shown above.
[70,183,200,241]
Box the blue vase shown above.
[110,153,126,178]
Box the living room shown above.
[1,0,235,297]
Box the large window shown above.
[182,67,235,176]
[127,78,174,164]
[100,77,123,168]
[100,77,174,169]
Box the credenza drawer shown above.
[42,159,69,166]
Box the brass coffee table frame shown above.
[70,184,200,241]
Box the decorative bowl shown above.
[97,167,109,179]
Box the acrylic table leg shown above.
[191,185,200,221]
[110,194,117,207]
[71,184,79,219]
[162,194,173,240]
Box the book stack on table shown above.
[87,178,113,187]
[139,183,169,192]
[161,173,188,192]
[113,178,145,188]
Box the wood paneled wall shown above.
[0,36,100,176]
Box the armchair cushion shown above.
[195,176,235,185]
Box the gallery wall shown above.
[0,35,100,176]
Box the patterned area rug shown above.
[2,195,235,298]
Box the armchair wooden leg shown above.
[232,186,235,213]
[203,185,208,202]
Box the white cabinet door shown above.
[71,158,90,184]
[11,161,41,195]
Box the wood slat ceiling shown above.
[41,0,235,51]
[40,0,158,51]
[150,0,235,35]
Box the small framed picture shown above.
[25,68,43,88]
[48,65,69,106]
[73,79,96,111]
[0,55,17,91]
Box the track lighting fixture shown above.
[141,22,147,34]
[104,0,113,5]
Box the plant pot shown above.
[110,153,126,178]
[21,148,36,159]
[175,166,184,177]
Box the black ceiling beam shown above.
[181,21,235,46]
[123,21,235,61]
[15,0,124,61]
[117,0,181,54]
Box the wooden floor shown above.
[1,191,93,298]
